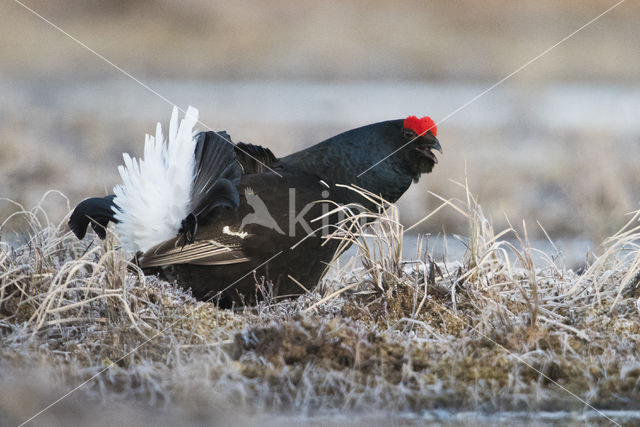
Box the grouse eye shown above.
[403,129,416,139]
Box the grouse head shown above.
[400,115,441,180]
[279,114,442,205]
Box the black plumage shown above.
[68,195,117,239]
[69,117,441,307]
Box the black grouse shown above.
[69,107,441,306]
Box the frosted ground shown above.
[2,189,640,426]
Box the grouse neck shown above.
[279,120,414,204]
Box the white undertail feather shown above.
[113,106,199,252]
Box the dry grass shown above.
[1,185,640,425]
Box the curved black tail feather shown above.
[68,195,117,240]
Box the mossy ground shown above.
[1,195,639,426]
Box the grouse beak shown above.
[431,137,442,154]
[415,137,442,163]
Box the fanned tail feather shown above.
[113,106,199,252]
[190,132,243,220]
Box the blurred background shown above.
[1,0,639,261]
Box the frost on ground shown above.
[1,188,639,426]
